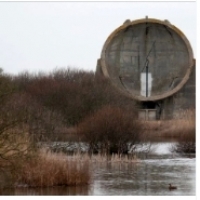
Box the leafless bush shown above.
[0,93,39,188]
[171,125,195,154]
[77,106,141,156]
[0,119,36,188]
[18,68,137,127]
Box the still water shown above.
[1,143,196,196]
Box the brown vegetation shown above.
[0,67,195,189]
[171,109,195,153]
[10,68,138,141]
[1,68,138,188]
[0,73,37,182]
[137,109,195,142]
[77,105,141,156]
[138,109,195,154]
[172,131,195,154]
[16,150,91,187]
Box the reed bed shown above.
[16,149,91,187]
[15,150,139,188]
[67,152,139,164]
[139,109,195,141]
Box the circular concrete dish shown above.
[100,18,194,101]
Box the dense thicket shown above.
[1,68,138,142]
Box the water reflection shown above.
[1,185,90,195]
[92,157,195,195]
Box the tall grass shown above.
[139,109,195,142]
[16,150,91,187]
[171,109,195,154]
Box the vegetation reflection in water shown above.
[92,156,195,195]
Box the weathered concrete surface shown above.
[99,18,194,102]
[96,17,195,120]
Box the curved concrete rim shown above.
[100,18,194,101]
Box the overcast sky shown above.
[0,1,196,75]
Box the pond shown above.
[0,143,196,196]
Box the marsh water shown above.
[1,143,196,196]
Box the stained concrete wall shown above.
[171,61,195,118]
[100,18,194,102]
[142,61,195,120]
[96,18,195,120]
[96,59,195,120]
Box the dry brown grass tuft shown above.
[139,109,195,142]
[170,109,195,153]
[17,150,91,187]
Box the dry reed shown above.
[16,149,91,187]
[139,109,195,141]
[64,151,139,164]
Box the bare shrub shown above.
[77,106,141,156]
[16,150,91,187]
[0,72,15,100]
[172,132,195,154]
[0,128,37,188]
[0,92,38,176]
[6,68,138,143]
[21,68,137,127]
